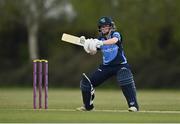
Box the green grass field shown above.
[0,88,180,123]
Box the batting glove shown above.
[83,39,91,53]
[80,36,86,45]
[93,39,103,48]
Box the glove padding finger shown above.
[83,39,91,53]
[83,38,100,55]
[89,44,97,55]
[89,39,97,53]
[93,39,103,48]
[80,36,86,45]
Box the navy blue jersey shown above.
[98,31,127,65]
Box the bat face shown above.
[61,33,84,46]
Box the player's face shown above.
[100,25,111,34]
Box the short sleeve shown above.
[112,32,121,41]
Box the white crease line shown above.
[1,108,180,114]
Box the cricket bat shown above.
[61,33,84,46]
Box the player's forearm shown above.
[103,37,118,45]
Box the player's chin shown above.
[102,32,109,35]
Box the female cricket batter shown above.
[77,17,139,112]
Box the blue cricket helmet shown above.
[98,16,116,31]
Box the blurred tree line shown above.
[0,0,180,88]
